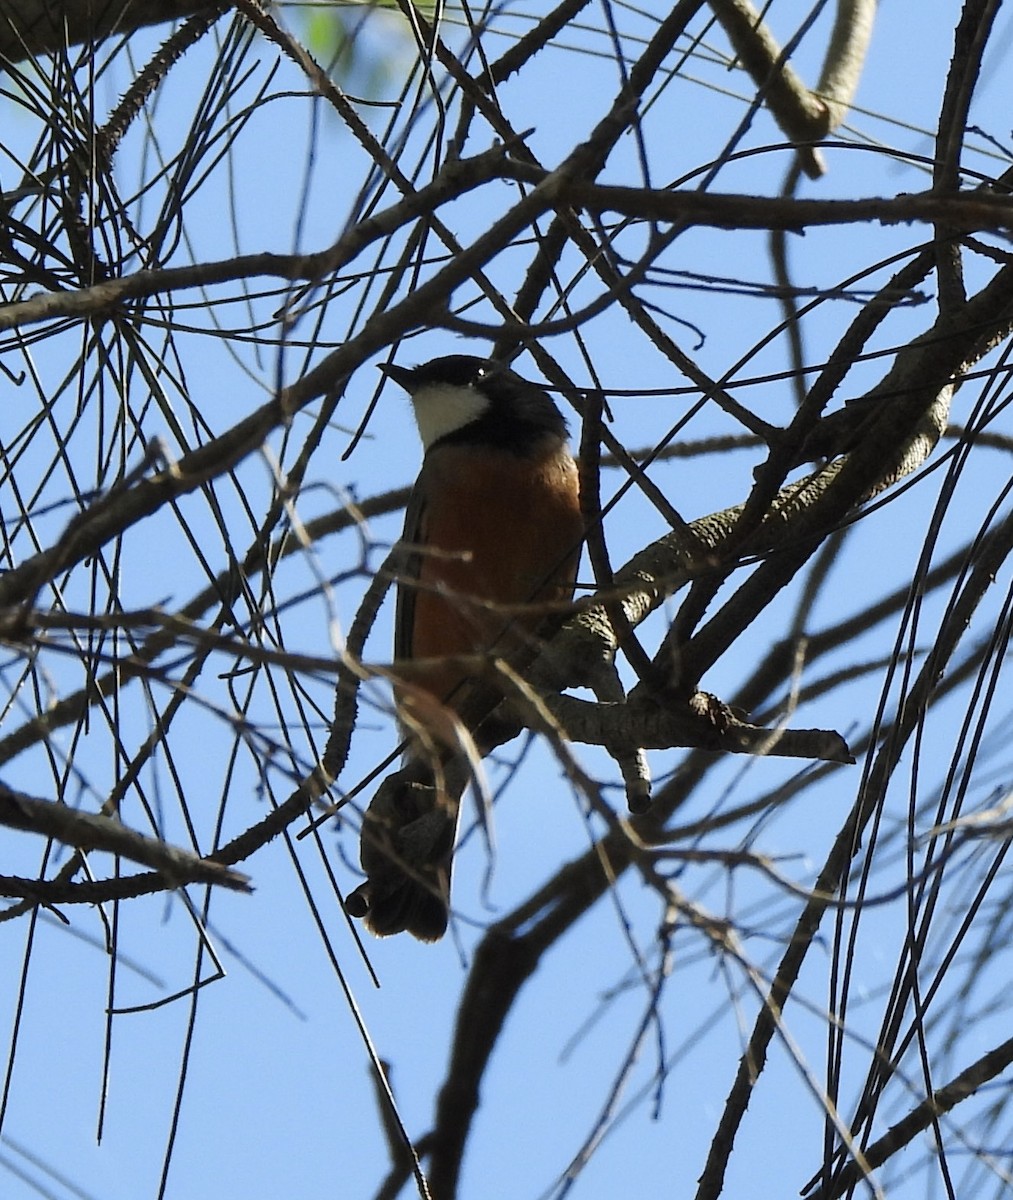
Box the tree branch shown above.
[0,780,251,894]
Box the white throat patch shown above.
[409,380,490,450]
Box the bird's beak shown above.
[378,362,417,392]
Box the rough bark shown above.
[0,0,221,62]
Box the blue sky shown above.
[2,2,1013,1198]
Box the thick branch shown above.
[0,0,220,62]
[502,166,1013,232]
[547,693,853,763]
[0,779,251,893]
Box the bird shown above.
[347,354,584,941]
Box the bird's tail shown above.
[346,773,461,941]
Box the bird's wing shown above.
[393,469,428,662]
